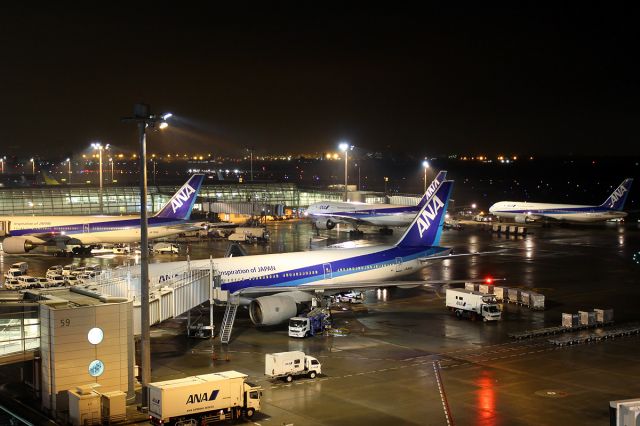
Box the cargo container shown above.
[519,291,530,306]
[148,371,261,425]
[265,351,322,382]
[445,289,501,321]
[594,308,614,324]
[478,284,493,294]
[562,313,579,328]
[465,282,478,292]
[529,292,545,310]
[493,286,506,301]
[579,311,596,326]
[506,288,520,303]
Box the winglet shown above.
[153,174,205,220]
[600,178,633,211]
[416,170,447,209]
[396,178,453,248]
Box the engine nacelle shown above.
[514,215,532,224]
[2,237,38,254]
[314,219,336,230]
[249,295,298,326]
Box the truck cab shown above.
[304,356,322,377]
[243,382,262,418]
[481,303,502,321]
[288,317,311,337]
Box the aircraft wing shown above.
[417,249,507,262]
[233,277,504,296]
[315,213,373,227]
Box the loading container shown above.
[478,284,493,294]
[492,224,501,233]
[594,308,613,324]
[492,286,506,301]
[579,311,596,326]
[529,292,545,310]
[519,291,531,306]
[562,313,579,328]
[508,225,517,233]
[465,283,478,292]
[517,226,527,235]
[506,288,520,303]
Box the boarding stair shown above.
[220,294,240,344]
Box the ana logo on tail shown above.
[417,195,445,238]
[171,184,196,213]
[608,184,628,208]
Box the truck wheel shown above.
[455,310,462,319]
[309,371,317,379]
[286,375,293,383]
[245,408,255,418]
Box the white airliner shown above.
[0,175,205,255]
[150,173,495,326]
[306,171,446,233]
[489,178,633,223]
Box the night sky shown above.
[1,4,638,157]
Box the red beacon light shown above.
[485,277,494,285]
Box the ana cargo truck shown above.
[147,371,262,425]
[446,288,502,321]
[265,351,322,382]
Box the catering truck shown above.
[445,288,502,321]
[288,308,330,338]
[265,351,322,382]
[147,371,262,425]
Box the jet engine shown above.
[514,215,533,224]
[314,219,336,230]
[2,237,38,254]
[248,295,298,326]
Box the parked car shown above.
[17,276,40,289]
[47,275,67,287]
[65,275,81,285]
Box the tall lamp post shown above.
[109,157,114,183]
[0,158,4,174]
[67,158,71,183]
[122,104,171,409]
[422,160,430,193]
[339,142,352,201]
[30,158,35,174]
[92,143,110,212]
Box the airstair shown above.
[219,294,240,344]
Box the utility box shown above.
[68,386,102,426]
[594,308,614,324]
[101,391,126,424]
[529,292,545,310]
[465,283,478,291]
[519,291,530,306]
[562,313,579,328]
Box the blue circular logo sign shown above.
[88,360,104,377]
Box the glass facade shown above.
[0,183,345,216]
[0,303,40,358]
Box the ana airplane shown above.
[150,173,495,326]
[489,178,633,223]
[0,174,205,255]
[305,170,447,233]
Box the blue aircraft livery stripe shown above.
[10,217,193,237]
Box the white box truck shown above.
[265,351,322,382]
[147,371,262,425]
[446,288,502,321]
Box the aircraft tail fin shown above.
[599,178,633,211]
[153,174,205,220]
[396,178,453,248]
[415,170,447,209]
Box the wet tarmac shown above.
[2,219,640,425]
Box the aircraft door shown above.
[0,221,8,236]
[83,223,90,233]
[395,257,403,272]
[323,263,332,280]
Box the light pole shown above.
[30,158,35,174]
[422,160,430,193]
[91,143,109,212]
[122,104,171,409]
[339,142,352,201]
[0,158,4,174]
[355,162,361,191]
[109,158,114,183]
[384,176,389,195]
[67,158,71,184]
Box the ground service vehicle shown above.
[47,275,66,287]
[446,288,502,321]
[153,242,179,254]
[3,269,23,281]
[147,371,261,425]
[10,262,29,274]
[228,227,270,243]
[288,309,330,338]
[265,351,322,381]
